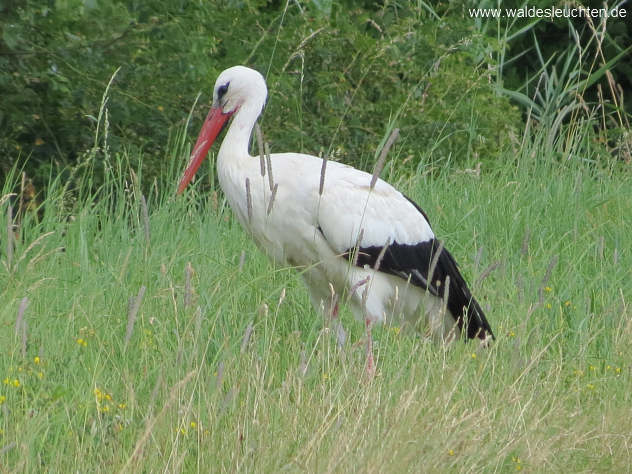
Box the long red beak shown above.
[176,106,232,194]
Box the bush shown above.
[1,0,522,194]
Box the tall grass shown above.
[1,9,630,468]
[1,128,630,470]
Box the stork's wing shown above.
[316,167,494,340]
[315,167,435,251]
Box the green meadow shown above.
[2,1,631,472]
[1,137,630,471]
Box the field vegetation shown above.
[1,0,631,472]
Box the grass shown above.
[1,135,630,472]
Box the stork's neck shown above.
[218,102,261,161]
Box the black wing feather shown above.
[345,238,494,341]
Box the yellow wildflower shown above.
[12,379,20,388]
[448,449,455,456]
[34,356,41,365]
[0,395,6,404]
[471,353,477,359]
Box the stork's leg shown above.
[304,281,347,348]
[365,318,375,377]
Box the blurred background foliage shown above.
[1,0,630,194]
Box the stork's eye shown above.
[217,82,229,100]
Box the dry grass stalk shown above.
[325,284,346,347]
[281,27,325,73]
[319,155,328,195]
[583,15,627,129]
[184,262,194,308]
[266,183,278,216]
[441,275,450,318]
[238,250,246,272]
[373,238,391,271]
[14,231,54,269]
[240,323,254,353]
[26,246,65,271]
[277,287,286,308]
[16,297,28,359]
[540,255,558,292]
[146,372,163,419]
[124,285,146,352]
[527,254,559,321]
[427,240,445,292]
[245,178,252,223]
[219,387,237,414]
[474,245,484,271]
[349,276,370,299]
[193,306,203,343]
[0,442,16,456]
[328,283,338,318]
[17,172,25,228]
[351,228,364,266]
[476,261,501,288]
[0,193,15,207]
[124,370,195,470]
[264,143,274,191]
[6,203,14,271]
[298,349,308,376]
[255,123,266,177]
[521,228,530,256]
[361,286,369,315]
[215,361,224,391]
[371,128,400,189]
[258,302,269,319]
[140,194,150,248]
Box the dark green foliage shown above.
[263,5,521,173]
[2,0,629,195]
[465,0,631,162]
[1,0,523,193]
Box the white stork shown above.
[177,66,494,371]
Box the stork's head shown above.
[212,65,267,115]
[177,66,267,194]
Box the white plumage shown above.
[177,66,493,367]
